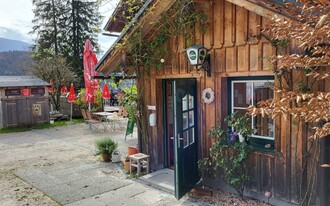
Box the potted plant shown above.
[95,137,118,162]
[128,146,139,156]
[123,156,130,171]
[226,112,253,142]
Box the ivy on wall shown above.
[117,0,208,74]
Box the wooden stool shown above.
[129,153,150,176]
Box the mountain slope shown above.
[0,51,32,75]
[0,37,31,52]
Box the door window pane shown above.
[182,95,188,111]
[183,131,188,148]
[183,112,188,129]
[188,95,194,109]
[189,111,194,127]
[189,128,195,145]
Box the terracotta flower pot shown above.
[102,154,111,162]
[123,160,130,171]
[128,146,138,156]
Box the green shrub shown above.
[75,88,103,111]
[94,137,118,155]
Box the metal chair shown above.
[81,109,100,131]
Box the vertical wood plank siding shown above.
[135,0,327,204]
[1,96,50,128]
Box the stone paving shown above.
[4,123,211,206]
[16,161,129,205]
[15,157,208,206]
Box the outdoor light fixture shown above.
[186,45,211,77]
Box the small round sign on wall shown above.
[202,88,214,104]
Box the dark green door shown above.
[173,78,199,199]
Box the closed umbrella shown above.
[102,83,111,99]
[83,39,98,110]
[67,83,76,123]
[61,82,68,94]
[102,83,111,111]
[61,85,68,94]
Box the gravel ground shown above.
[188,188,269,206]
[0,123,269,206]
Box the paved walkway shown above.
[16,160,180,205]
[1,123,210,206]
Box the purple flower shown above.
[228,131,238,143]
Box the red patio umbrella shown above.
[102,83,111,99]
[60,82,68,94]
[61,85,68,94]
[67,83,76,123]
[83,39,99,109]
[68,83,76,103]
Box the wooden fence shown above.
[59,97,81,117]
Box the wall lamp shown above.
[186,45,211,77]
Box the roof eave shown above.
[96,0,292,75]
[96,0,176,75]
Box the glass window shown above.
[189,128,195,145]
[182,95,188,111]
[182,112,188,129]
[189,111,194,127]
[182,94,195,147]
[233,82,252,107]
[183,131,188,148]
[188,95,194,109]
[231,79,274,140]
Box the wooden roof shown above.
[0,76,50,87]
[96,0,176,76]
[104,0,147,33]
[96,0,292,76]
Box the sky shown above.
[0,0,119,57]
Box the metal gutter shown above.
[95,0,153,71]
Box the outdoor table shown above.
[104,106,120,113]
[93,112,113,130]
[129,153,150,176]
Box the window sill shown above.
[248,137,274,153]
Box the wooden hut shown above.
[96,0,330,205]
[0,76,50,128]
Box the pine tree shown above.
[31,0,102,87]
[30,0,67,56]
[63,0,102,87]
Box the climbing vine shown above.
[123,0,208,74]
[111,0,208,155]
[198,113,253,196]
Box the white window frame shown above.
[231,80,275,140]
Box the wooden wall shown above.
[137,0,327,204]
[0,88,50,128]
[60,96,81,117]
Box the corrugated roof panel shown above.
[0,76,50,87]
